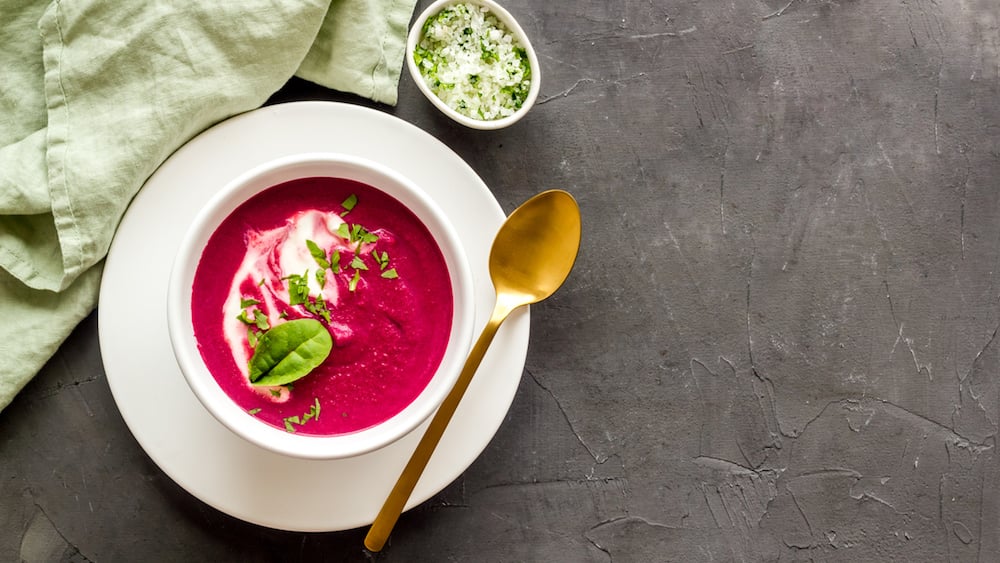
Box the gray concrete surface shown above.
[3,0,999,561]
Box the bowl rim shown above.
[406,0,541,130]
[166,152,475,460]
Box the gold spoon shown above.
[364,189,582,552]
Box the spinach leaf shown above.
[248,319,333,387]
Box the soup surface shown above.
[191,177,454,436]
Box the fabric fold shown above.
[0,0,417,412]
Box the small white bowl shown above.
[167,153,475,460]
[407,0,541,130]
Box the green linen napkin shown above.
[0,0,416,412]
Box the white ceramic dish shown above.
[406,0,541,130]
[167,153,475,460]
[98,101,528,532]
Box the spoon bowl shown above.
[490,190,582,306]
[364,189,581,551]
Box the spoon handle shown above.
[364,300,516,552]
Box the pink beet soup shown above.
[191,177,454,436]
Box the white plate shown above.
[98,101,528,532]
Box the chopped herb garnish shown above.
[281,399,322,433]
[341,194,358,215]
[247,328,259,348]
[349,269,361,292]
[315,268,326,288]
[248,408,261,415]
[254,312,269,331]
[307,239,331,269]
[305,294,332,323]
[269,388,282,397]
[350,256,368,271]
[348,224,379,246]
[373,249,390,270]
[381,268,399,279]
[240,297,259,308]
[330,250,341,273]
[337,223,350,239]
[237,303,270,332]
[284,272,310,306]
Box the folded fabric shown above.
[0,0,416,412]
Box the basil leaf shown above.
[249,319,333,386]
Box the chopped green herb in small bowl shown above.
[407,0,540,130]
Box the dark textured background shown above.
[3,0,999,561]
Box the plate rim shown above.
[97,100,529,532]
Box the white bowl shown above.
[167,153,475,460]
[407,0,541,130]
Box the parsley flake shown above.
[281,399,322,433]
[330,250,341,273]
[307,239,331,269]
[254,312,269,331]
[305,294,332,323]
[284,272,310,306]
[372,249,391,270]
[341,194,358,216]
[350,256,368,271]
[349,269,361,292]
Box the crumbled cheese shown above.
[414,3,532,121]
